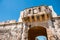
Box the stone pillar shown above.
[30,16,32,22]
[40,15,42,22]
[35,15,37,22]
[45,14,48,21]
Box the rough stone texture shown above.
[0,22,23,40]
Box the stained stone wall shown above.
[0,21,23,40]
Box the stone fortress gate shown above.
[0,6,60,40]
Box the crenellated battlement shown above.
[20,6,52,23]
[20,6,52,18]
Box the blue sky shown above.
[36,36,47,40]
[0,0,60,22]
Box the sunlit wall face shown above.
[36,36,47,40]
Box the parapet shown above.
[20,6,52,17]
[0,20,17,25]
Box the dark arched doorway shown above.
[28,26,48,40]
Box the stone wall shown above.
[0,20,23,40]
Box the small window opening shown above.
[42,14,45,21]
[32,16,35,21]
[29,9,31,14]
[36,15,40,21]
[27,17,30,22]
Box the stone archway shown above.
[28,26,48,40]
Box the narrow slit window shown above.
[42,14,45,21]
[32,16,35,21]
[29,9,31,14]
[36,15,40,21]
[27,17,30,22]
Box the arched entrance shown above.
[28,26,48,40]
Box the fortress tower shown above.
[18,6,60,40]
